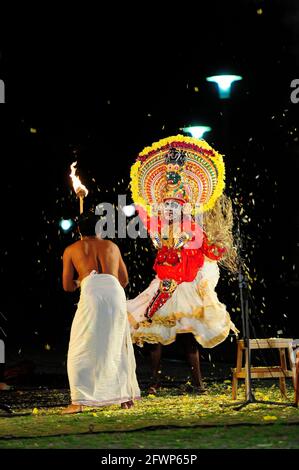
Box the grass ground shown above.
[0,382,298,449]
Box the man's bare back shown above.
[62,237,128,292]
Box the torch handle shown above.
[79,196,84,214]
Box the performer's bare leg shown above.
[181,333,205,392]
[148,343,162,393]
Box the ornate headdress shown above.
[130,135,225,215]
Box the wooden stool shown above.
[232,338,298,400]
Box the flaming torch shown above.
[70,161,89,214]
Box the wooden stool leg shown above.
[279,348,287,398]
[288,344,296,390]
[232,372,237,400]
[244,346,250,400]
[232,342,243,400]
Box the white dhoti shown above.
[67,272,141,407]
[127,260,238,348]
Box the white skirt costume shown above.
[127,259,238,348]
[67,272,141,406]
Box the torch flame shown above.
[70,161,88,197]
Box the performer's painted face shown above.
[163,199,182,222]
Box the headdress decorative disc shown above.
[130,135,225,215]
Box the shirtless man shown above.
[62,229,129,292]
[62,214,140,414]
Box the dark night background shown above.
[0,0,298,376]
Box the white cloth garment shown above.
[127,259,238,348]
[67,272,141,407]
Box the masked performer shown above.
[127,135,238,393]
